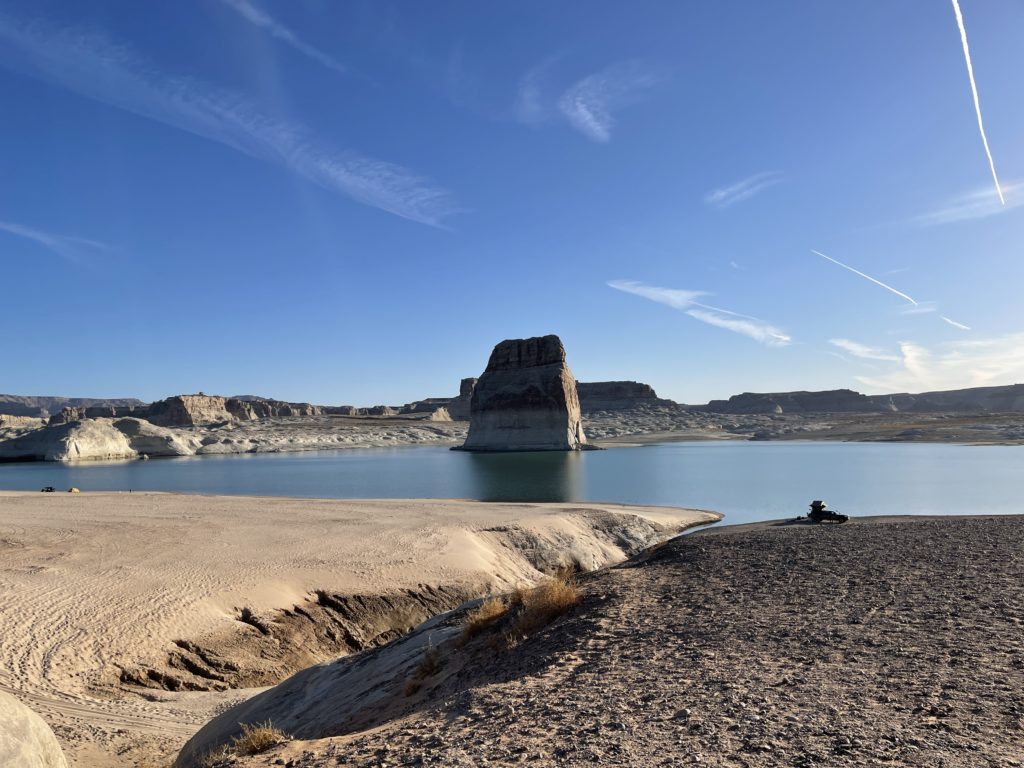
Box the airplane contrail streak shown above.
[811,250,918,306]
[941,315,971,330]
[951,0,1005,205]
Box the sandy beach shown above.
[0,492,717,766]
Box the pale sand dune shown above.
[0,492,718,766]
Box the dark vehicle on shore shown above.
[807,500,848,523]
[40,486,55,493]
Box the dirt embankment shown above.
[192,515,1024,768]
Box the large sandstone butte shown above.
[459,335,587,452]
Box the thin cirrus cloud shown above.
[218,0,348,76]
[704,172,782,208]
[0,13,456,227]
[608,280,791,347]
[558,62,664,143]
[857,333,1024,393]
[0,220,107,262]
[828,338,899,362]
[911,181,1023,227]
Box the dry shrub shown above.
[459,596,508,645]
[230,721,288,755]
[511,575,580,638]
[404,644,443,696]
[415,646,443,678]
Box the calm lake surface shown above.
[1,442,1021,525]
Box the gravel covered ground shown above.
[230,515,1024,768]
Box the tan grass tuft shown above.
[511,575,580,638]
[230,721,288,755]
[459,596,508,645]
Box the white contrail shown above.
[941,315,971,330]
[811,250,918,306]
[951,0,1005,205]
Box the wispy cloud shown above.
[219,0,347,75]
[558,62,663,143]
[606,280,706,309]
[686,308,791,346]
[950,0,1004,205]
[829,338,899,362]
[514,58,557,125]
[911,181,1023,226]
[607,279,791,347]
[811,249,918,306]
[704,172,782,208]
[0,13,455,226]
[857,333,1024,392]
[0,221,107,262]
[941,315,971,331]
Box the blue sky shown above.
[1,0,1022,405]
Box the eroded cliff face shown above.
[144,395,235,427]
[459,335,587,452]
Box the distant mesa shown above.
[702,389,878,415]
[458,334,589,452]
[576,380,675,411]
[0,394,144,420]
[698,383,1024,414]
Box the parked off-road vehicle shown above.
[807,500,848,523]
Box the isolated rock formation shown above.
[427,407,452,422]
[459,335,587,452]
[0,691,69,768]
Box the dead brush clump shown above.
[510,573,581,638]
[404,643,444,697]
[231,721,289,754]
[459,572,581,651]
[458,596,509,646]
[200,721,289,764]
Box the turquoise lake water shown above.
[0,441,1020,525]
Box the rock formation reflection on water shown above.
[465,450,583,502]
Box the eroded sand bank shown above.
[0,492,718,766]
[200,515,1024,768]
